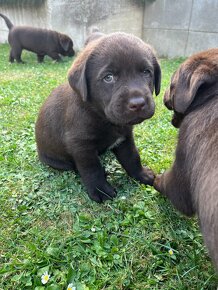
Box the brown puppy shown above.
[154,48,218,269]
[84,27,105,46]
[0,13,75,63]
[36,32,161,203]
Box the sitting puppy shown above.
[36,32,161,203]
[154,48,218,269]
[0,13,75,63]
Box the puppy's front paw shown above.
[137,166,155,186]
[88,182,117,203]
[153,174,162,192]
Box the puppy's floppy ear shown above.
[145,44,161,96]
[68,53,88,101]
[174,64,217,113]
[153,58,161,96]
[59,35,71,51]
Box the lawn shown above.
[0,44,217,290]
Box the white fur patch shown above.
[108,137,125,150]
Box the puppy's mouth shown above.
[105,110,155,126]
[171,111,184,128]
[127,116,148,125]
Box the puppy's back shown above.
[9,26,59,50]
[36,84,74,152]
[179,95,218,268]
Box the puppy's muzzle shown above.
[164,88,173,110]
[128,97,146,111]
[126,95,155,124]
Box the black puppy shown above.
[0,13,75,63]
[36,32,161,203]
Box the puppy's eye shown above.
[143,69,151,76]
[103,74,114,83]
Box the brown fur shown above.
[35,32,161,203]
[0,13,75,63]
[154,48,218,270]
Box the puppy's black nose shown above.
[128,97,146,111]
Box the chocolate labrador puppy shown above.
[0,13,75,63]
[154,48,218,269]
[84,27,105,46]
[36,32,161,203]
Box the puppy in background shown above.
[154,48,218,269]
[0,13,75,63]
[84,26,105,46]
[36,32,161,203]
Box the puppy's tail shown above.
[0,13,14,30]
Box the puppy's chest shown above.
[108,136,126,150]
[96,129,126,153]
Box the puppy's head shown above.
[68,32,161,125]
[164,48,218,128]
[59,34,75,57]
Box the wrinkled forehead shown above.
[88,34,154,72]
[178,49,218,77]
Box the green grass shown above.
[0,44,217,290]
